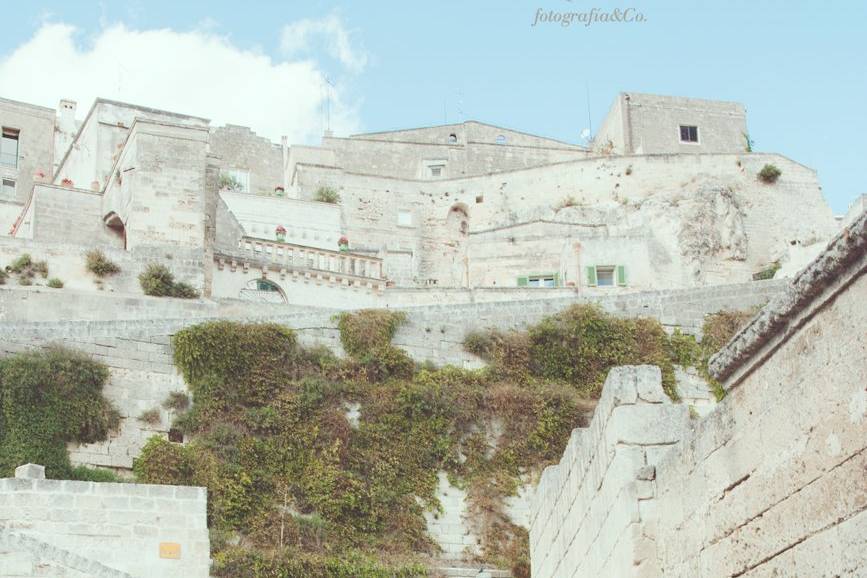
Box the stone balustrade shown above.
[222,236,384,280]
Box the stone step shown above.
[433,566,512,578]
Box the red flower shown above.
[338,236,349,245]
[276,225,287,234]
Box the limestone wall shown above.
[209,125,283,197]
[529,210,867,577]
[529,366,690,578]
[0,237,206,296]
[0,98,56,206]
[0,469,209,578]
[298,151,836,289]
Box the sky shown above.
[0,0,863,213]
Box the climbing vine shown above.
[0,347,119,479]
[130,305,757,577]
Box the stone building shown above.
[0,92,838,307]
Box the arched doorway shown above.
[103,212,127,250]
[444,204,469,287]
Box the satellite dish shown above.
[579,128,592,142]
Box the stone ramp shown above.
[0,530,133,578]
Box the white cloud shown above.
[0,21,361,144]
[280,13,368,73]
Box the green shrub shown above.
[47,278,64,289]
[18,275,32,286]
[85,250,120,277]
[8,253,32,274]
[314,186,340,204]
[132,318,589,572]
[133,436,196,485]
[0,347,119,478]
[70,465,122,483]
[139,264,199,298]
[758,164,781,184]
[212,548,429,578]
[335,310,407,358]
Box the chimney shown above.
[58,99,77,134]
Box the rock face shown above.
[679,185,748,281]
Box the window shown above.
[596,266,616,287]
[448,133,457,144]
[429,164,444,178]
[496,134,507,145]
[1,179,14,200]
[256,279,281,292]
[397,210,413,227]
[585,265,627,287]
[1,127,19,168]
[518,273,559,288]
[475,195,484,204]
[679,125,699,143]
[224,168,250,193]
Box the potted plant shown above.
[61,178,74,187]
[338,236,349,252]
[274,185,285,197]
[275,225,287,243]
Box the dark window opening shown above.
[679,125,699,143]
[475,195,484,204]
[448,133,457,144]
[168,429,184,443]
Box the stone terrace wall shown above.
[0,471,209,578]
[529,366,690,578]
[0,279,787,367]
[651,213,867,577]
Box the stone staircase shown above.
[432,565,512,578]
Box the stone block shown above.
[15,463,45,480]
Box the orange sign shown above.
[159,542,181,560]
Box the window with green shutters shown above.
[585,265,628,287]
[518,273,559,288]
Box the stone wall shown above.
[529,366,690,578]
[209,125,284,197]
[0,98,56,206]
[528,209,867,577]
[0,466,209,578]
[298,151,836,290]
[0,237,205,296]
[594,93,748,155]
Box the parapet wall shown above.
[0,468,209,578]
[529,366,690,578]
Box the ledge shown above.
[709,208,867,383]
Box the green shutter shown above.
[517,276,528,287]
[617,265,627,286]
[585,266,597,286]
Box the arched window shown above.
[239,278,287,303]
[496,134,506,145]
[448,133,458,144]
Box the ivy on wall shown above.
[0,347,119,479]
[131,305,756,577]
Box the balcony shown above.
[219,237,384,282]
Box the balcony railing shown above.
[233,237,383,280]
